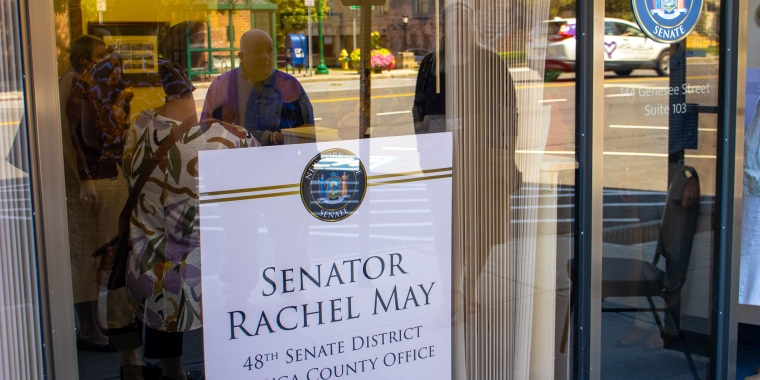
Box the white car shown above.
[527,17,671,79]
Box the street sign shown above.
[341,0,385,6]
[96,0,106,11]
[304,0,314,6]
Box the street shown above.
[186,59,720,197]
[0,61,721,232]
[1,59,721,209]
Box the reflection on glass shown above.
[600,2,720,378]
[200,29,314,146]
[53,0,577,377]
[2,0,45,375]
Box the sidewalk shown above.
[192,68,421,89]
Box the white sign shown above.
[199,133,452,379]
[295,48,305,58]
[305,0,315,6]
[96,0,106,11]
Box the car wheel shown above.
[656,50,670,76]
[614,70,633,76]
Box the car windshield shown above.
[619,23,645,37]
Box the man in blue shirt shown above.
[201,29,314,145]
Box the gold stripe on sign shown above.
[200,190,301,205]
[367,167,453,180]
[203,167,453,197]
[201,167,453,204]
[203,183,299,197]
[369,173,452,187]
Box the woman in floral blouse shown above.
[122,61,259,380]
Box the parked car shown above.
[527,17,671,79]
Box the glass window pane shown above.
[1,0,45,377]
[52,0,577,377]
[600,3,719,378]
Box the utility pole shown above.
[306,0,314,75]
[351,6,358,50]
[402,14,408,51]
[341,0,385,138]
[316,0,329,74]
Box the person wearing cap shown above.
[200,29,314,146]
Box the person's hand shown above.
[80,180,97,208]
[272,131,284,145]
[111,89,134,124]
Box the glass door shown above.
[598,1,721,378]
[48,0,581,377]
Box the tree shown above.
[273,0,330,51]
[548,0,634,21]
[606,0,634,21]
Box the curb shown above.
[192,69,420,89]
[292,71,420,83]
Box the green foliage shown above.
[544,69,562,82]
[350,48,361,69]
[370,31,381,49]
[605,0,635,21]
[498,51,526,62]
[349,31,383,69]
[548,0,634,21]
[274,0,330,51]
[696,5,719,38]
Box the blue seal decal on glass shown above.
[300,148,367,222]
[632,0,703,44]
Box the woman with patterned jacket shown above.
[121,60,259,380]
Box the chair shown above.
[602,165,701,379]
[561,166,702,379]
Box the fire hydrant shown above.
[340,49,349,70]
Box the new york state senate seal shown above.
[632,0,703,44]
[300,148,367,222]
